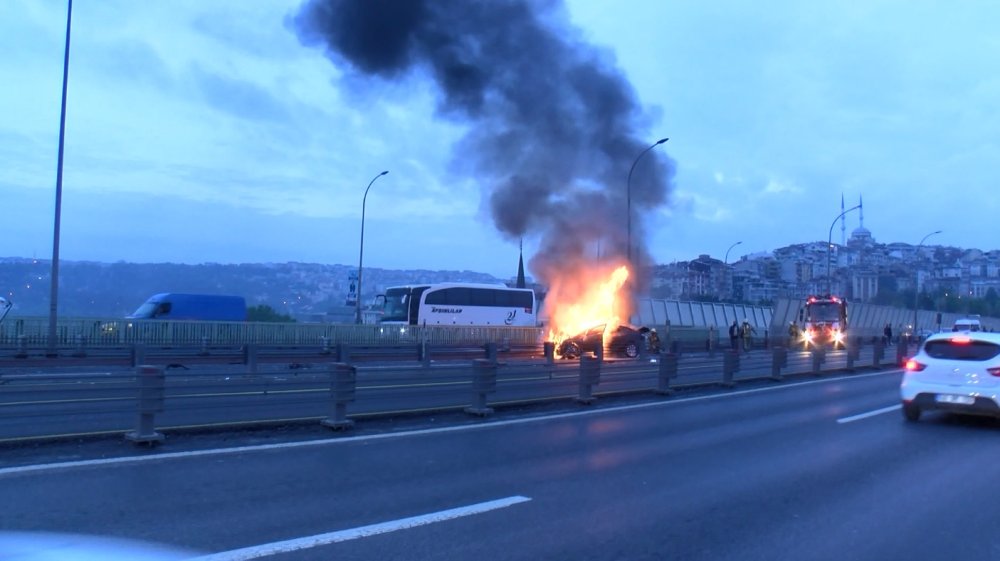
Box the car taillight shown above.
[905,359,926,372]
[951,336,972,344]
[987,367,1000,377]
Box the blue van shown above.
[127,293,247,321]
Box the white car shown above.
[951,316,983,332]
[900,331,1000,422]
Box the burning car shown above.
[557,323,652,359]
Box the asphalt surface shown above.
[3,368,999,560]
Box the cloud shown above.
[189,64,290,122]
[762,177,801,195]
[663,189,733,224]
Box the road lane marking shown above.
[0,396,133,407]
[836,404,901,424]
[0,370,899,478]
[189,495,532,561]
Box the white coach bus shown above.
[379,283,537,326]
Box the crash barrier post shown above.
[72,334,87,358]
[321,362,356,430]
[811,348,826,375]
[577,354,601,404]
[125,365,165,445]
[130,344,146,368]
[764,329,769,349]
[336,343,351,365]
[199,336,210,356]
[15,335,28,358]
[895,339,910,367]
[708,326,717,358]
[657,352,678,395]
[594,338,604,363]
[320,336,331,355]
[846,342,861,370]
[543,342,555,365]
[243,344,258,374]
[872,339,884,369]
[670,340,680,356]
[417,341,431,367]
[465,358,497,417]
[722,350,739,387]
[771,346,788,381]
[484,342,498,362]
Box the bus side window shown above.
[471,288,496,306]
[495,291,512,307]
[445,288,470,306]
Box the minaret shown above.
[516,238,526,289]
[840,194,846,247]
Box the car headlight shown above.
[833,330,845,343]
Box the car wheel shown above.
[902,402,921,422]
[623,341,639,358]
[561,341,581,360]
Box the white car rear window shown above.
[924,340,1000,361]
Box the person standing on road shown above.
[741,320,756,352]
[648,328,662,353]
[729,320,740,350]
[788,321,800,346]
[883,323,893,346]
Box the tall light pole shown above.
[47,0,74,356]
[724,241,742,300]
[355,170,388,325]
[724,241,743,265]
[913,230,942,336]
[826,204,861,294]
[627,137,668,264]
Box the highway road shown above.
[4,369,999,560]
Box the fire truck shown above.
[798,295,848,349]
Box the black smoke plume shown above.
[292,0,674,294]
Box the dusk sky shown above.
[2,1,998,280]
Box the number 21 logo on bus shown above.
[505,310,518,325]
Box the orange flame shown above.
[546,264,631,351]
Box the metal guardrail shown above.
[0,318,544,347]
[0,338,907,444]
[0,328,789,365]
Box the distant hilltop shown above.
[0,259,514,318]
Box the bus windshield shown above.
[382,288,411,323]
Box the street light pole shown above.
[826,204,861,294]
[47,0,73,356]
[724,240,742,300]
[724,241,743,265]
[355,170,389,325]
[913,230,942,336]
[627,137,668,264]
